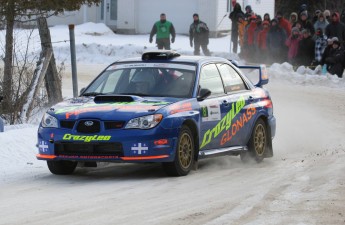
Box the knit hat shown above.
[193,13,199,18]
[291,27,300,33]
[324,10,331,17]
[301,29,310,34]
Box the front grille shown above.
[60,120,76,129]
[76,120,100,133]
[55,142,123,156]
[104,121,125,130]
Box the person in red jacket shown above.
[243,15,257,60]
[285,27,302,65]
[257,20,270,63]
[276,11,292,36]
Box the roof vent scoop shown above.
[94,95,140,103]
[142,50,180,60]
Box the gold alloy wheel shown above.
[178,133,193,169]
[254,124,266,156]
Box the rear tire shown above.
[163,125,194,176]
[47,160,77,175]
[241,118,267,163]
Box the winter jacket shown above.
[314,13,329,34]
[314,34,328,62]
[267,25,287,51]
[297,36,315,66]
[257,27,269,50]
[238,20,248,47]
[325,13,345,43]
[325,46,345,77]
[299,19,315,35]
[278,17,292,36]
[285,35,301,60]
[150,20,176,40]
[189,20,209,45]
[245,21,257,46]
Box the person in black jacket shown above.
[267,19,287,63]
[324,38,344,77]
[189,13,211,56]
[325,12,345,45]
[299,11,315,35]
[296,29,315,66]
[229,3,244,53]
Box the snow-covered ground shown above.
[1,23,345,225]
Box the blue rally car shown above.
[37,51,276,176]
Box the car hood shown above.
[49,95,178,121]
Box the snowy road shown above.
[1,66,345,225]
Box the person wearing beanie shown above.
[324,37,344,77]
[285,27,301,65]
[312,10,322,24]
[299,11,315,35]
[189,13,211,56]
[244,5,253,21]
[324,10,331,23]
[149,13,176,50]
[276,11,292,36]
[325,12,345,45]
[313,28,328,65]
[229,3,244,53]
[296,29,315,66]
[314,12,329,34]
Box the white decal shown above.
[131,143,148,155]
[39,141,49,152]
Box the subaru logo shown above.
[84,121,94,127]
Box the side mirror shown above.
[197,88,211,101]
[79,87,86,96]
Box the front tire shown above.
[241,118,267,163]
[47,160,77,175]
[163,125,195,176]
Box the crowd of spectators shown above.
[230,3,345,78]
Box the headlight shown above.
[125,114,163,129]
[41,113,58,128]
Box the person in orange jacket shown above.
[237,14,248,50]
[257,20,270,62]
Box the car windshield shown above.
[82,62,197,98]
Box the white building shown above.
[47,0,275,36]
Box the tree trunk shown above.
[37,17,63,105]
[2,1,15,114]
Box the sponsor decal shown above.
[62,134,111,142]
[200,96,245,149]
[200,101,221,122]
[38,140,49,152]
[220,105,256,145]
[170,102,193,114]
[131,143,149,155]
[106,63,195,71]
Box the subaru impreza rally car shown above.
[37,51,276,176]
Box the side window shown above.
[102,70,122,93]
[217,63,248,93]
[199,64,225,96]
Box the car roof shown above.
[114,55,231,65]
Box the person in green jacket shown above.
[149,13,176,50]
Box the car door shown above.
[198,63,230,151]
[216,63,257,147]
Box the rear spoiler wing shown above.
[229,60,269,87]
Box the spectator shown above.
[257,20,270,62]
[244,15,257,60]
[324,10,331,23]
[267,19,287,63]
[297,29,315,66]
[299,11,315,35]
[299,4,308,16]
[294,20,303,32]
[189,13,211,56]
[341,9,345,24]
[253,15,263,61]
[313,28,328,65]
[321,38,335,66]
[324,38,344,77]
[290,12,298,27]
[149,13,176,50]
[312,10,322,24]
[285,27,301,65]
[237,14,248,57]
[276,11,292,36]
[314,12,329,34]
[263,13,271,22]
[229,3,244,53]
[325,12,345,45]
[244,5,253,21]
